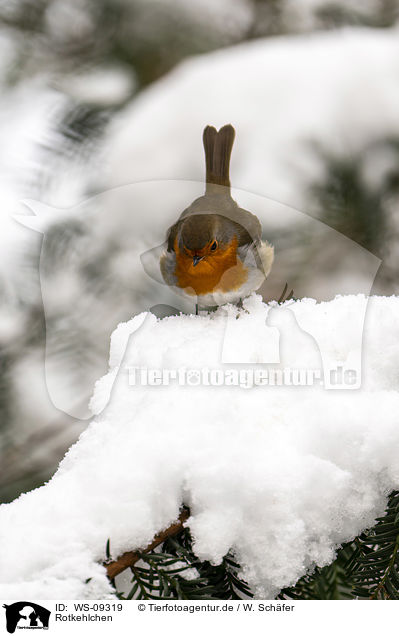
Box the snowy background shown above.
[0,0,399,596]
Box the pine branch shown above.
[278,544,356,600]
[105,508,190,580]
[110,524,253,600]
[105,492,399,600]
[127,553,214,600]
[348,490,399,599]
[279,491,399,600]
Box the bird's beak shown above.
[193,255,204,267]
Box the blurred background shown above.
[1,0,399,503]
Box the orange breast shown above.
[173,236,248,296]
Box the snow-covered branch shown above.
[0,294,399,599]
[105,508,190,580]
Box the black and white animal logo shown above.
[3,602,50,633]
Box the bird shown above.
[160,124,274,312]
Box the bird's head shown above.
[177,213,238,271]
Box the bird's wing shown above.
[165,219,181,252]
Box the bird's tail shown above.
[203,124,235,194]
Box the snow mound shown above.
[1,294,399,599]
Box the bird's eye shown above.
[210,241,218,251]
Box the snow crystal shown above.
[1,294,399,599]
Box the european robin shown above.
[160,124,274,310]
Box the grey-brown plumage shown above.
[161,124,274,306]
[204,124,234,190]
[167,126,261,249]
